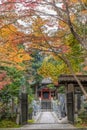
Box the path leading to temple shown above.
[37,112,58,123]
[21,112,75,129]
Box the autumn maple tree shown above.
[0,0,87,98]
[0,24,32,111]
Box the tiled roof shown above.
[58,74,87,83]
[41,78,53,84]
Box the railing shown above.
[51,100,61,119]
[51,99,66,119]
[30,98,66,121]
[32,100,41,117]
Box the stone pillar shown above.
[67,83,75,123]
[49,90,51,99]
[74,94,78,121]
[41,90,43,100]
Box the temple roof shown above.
[38,86,55,91]
[58,75,87,84]
[41,78,53,85]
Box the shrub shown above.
[0,120,20,128]
[28,119,34,124]
[75,117,82,124]
[78,110,87,123]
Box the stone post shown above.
[67,83,75,123]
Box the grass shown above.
[75,123,87,128]
[0,119,20,128]
[28,119,34,124]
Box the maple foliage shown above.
[0,25,32,90]
[38,57,63,82]
[0,0,87,97]
[0,0,40,13]
[0,71,11,90]
[0,0,86,47]
[0,0,86,52]
[26,17,71,56]
[0,24,31,67]
[0,0,41,31]
[0,24,25,45]
[38,48,83,82]
[60,0,87,48]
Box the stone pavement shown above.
[0,112,87,130]
[1,112,87,130]
[37,112,58,123]
[21,124,76,130]
[21,112,75,129]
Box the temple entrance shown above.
[21,76,87,125]
[43,92,49,99]
[32,94,68,124]
[31,75,87,125]
[19,75,87,129]
[31,78,68,124]
[41,100,52,110]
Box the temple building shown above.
[37,78,57,110]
